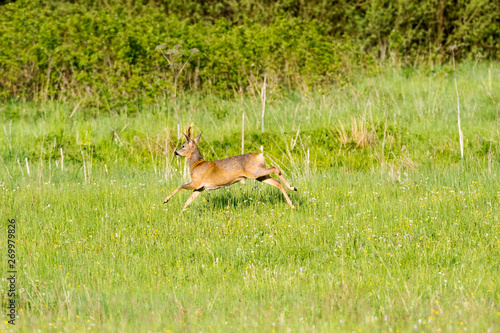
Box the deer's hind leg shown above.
[256,175,295,208]
[251,166,297,191]
[276,171,297,191]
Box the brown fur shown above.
[164,127,297,210]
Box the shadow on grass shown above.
[198,182,305,210]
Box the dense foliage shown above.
[0,0,498,104]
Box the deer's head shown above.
[174,126,202,157]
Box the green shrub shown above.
[0,0,498,104]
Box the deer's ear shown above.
[183,133,191,142]
[185,126,192,138]
[193,132,202,144]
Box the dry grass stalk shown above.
[241,111,245,154]
[336,118,377,148]
[336,120,349,145]
[260,74,267,132]
[450,44,464,158]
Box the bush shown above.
[0,0,498,105]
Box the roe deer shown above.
[163,126,297,210]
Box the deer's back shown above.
[191,153,266,190]
[213,153,265,171]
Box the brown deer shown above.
[163,127,297,210]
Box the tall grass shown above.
[0,63,499,332]
[1,169,499,331]
[1,62,499,178]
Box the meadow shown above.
[1,63,500,332]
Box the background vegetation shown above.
[0,0,499,106]
[1,63,499,177]
[0,63,499,332]
[1,1,499,332]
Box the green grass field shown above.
[1,63,500,332]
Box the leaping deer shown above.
[163,126,297,210]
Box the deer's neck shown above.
[188,147,204,169]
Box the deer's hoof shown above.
[293,187,298,191]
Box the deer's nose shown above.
[174,151,180,156]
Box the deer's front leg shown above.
[181,189,204,211]
[163,183,195,204]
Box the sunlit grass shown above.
[1,169,499,332]
[0,62,499,332]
